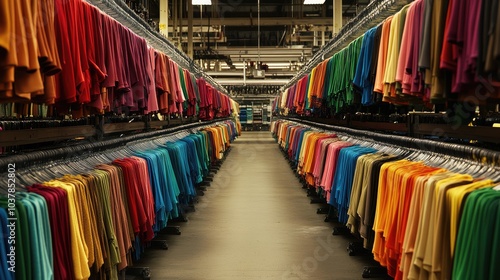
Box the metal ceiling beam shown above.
[168,17,334,26]
[231,96,276,100]
[209,47,313,63]
[228,54,306,60]
[216,79,289,85]
[215,47,312,55]
[206,71,295,77]
[168,24,333,33]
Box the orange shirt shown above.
[372,160,411,264]
[310,60,328,101]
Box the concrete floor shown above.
[137,131,384,280]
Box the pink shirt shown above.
[319,141,354,200]
[312,137,339,186]
[146,47,159,113]
[396,1,415,85]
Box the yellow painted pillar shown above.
[159,0,169,37]
[333,0,342,34]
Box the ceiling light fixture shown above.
[192,0,212,5]
[303,0,325,4]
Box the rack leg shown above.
[362,266,387,278]
[151,240,169,250]
[306,188,316,197]
[347,241,364,256]
[196,189,205,196]
[325,208,338,223]
[332,226,348,236]
[198,181,211,187]
[125,267,151,280]
[161,226,181,235]
[332,227,342,235]
[317,207,329,214]
[191,196,199,204]
[310,197,324,204]
[185,204,196,213]
[204,176,214,182]
[172,213,189,223]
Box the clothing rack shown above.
[0,119,238,280]
[272,119,500,279]
[86,0,228,95]
[0,118,228,171]
[281,0,411,91]
[283,117,500,167]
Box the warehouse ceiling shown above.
[134,0,371,94]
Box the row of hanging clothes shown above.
[0,0,238,119]
[271,119,500,280]
[0,120,240,280]
[273,0,500,116]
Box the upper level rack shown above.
[87,0,227,94]
[281,0,412,91]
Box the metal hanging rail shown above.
[281,0,411,91]
[282,117,500,167]
[0,118,228,170]
[86,0,228,94]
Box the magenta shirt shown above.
[320,141,354,201]
[446,0,482,92]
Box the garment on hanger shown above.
[330,146,378,223]
[453,188,500,280]
[354,26,378,106]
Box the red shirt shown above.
[54,0,77,103]
[28,185,75,280]
[101,16,118,88]
[113,159,146,236]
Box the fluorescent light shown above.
[303,0,325,4]
[193,0,212,5]
[266,62,292,67]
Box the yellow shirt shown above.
[306,67,317,107]
[60,175,99,269]
[44,179,91,280]
[383,6,406,98]
[446,179,494,257]
[408,172,454,280]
